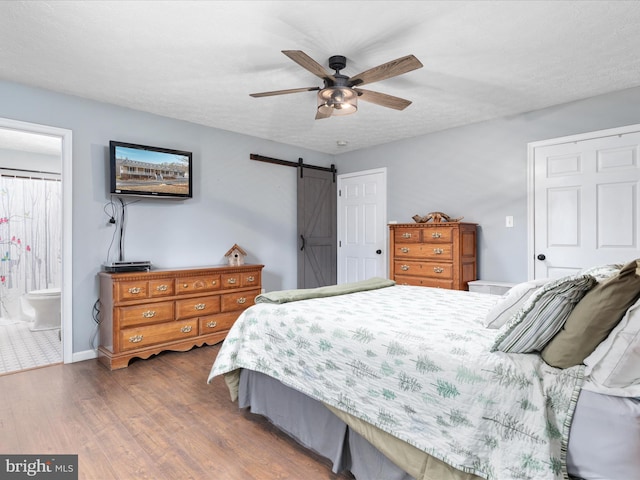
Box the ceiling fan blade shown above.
[315,109,332,120]
[348,54,423,87]
[250,86,320,98]
[354,88,412,110]
[282,50,336,83]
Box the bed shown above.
[207,265,640,480]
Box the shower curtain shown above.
[0,173,62,319]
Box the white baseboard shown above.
[71,349,97,363]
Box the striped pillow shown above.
[491,274,597,353]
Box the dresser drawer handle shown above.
[128,287,142,294]
[433,267,444,274]
[183,283,188,288]
[227,278,237,285]
[156,284,168,292]
[431,232,442,238]
[401,232,412,239]
[129,334,143,343]
[211,280,217,285]
[237,297,247,304]
[401,247,410,253]
[206,321,218,328]
[433,248,443,254]
[181,325,192,333]
[194,303,206,311]
[142,310,156,318]
[401,265,410,271]
[246,276,255,282]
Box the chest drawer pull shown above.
[401,232,412,239]
[433,267,444,274]
[129,334,143,343]
[247,276,255,282]
[401,265,410,271]
[431,232,442,238]
[155,284,168,292]
[206,321,217,328]
[237,297,247,304]
[401,247,410,253]
[128,287,142,294]
[142,310,156,318]
[180,325,192,333]
[211,280,217,285]
[227,278,237,285]
[194,303,206,311]
[433,248,443,254]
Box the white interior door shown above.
[529,125,640,279]
[337,168,387,284]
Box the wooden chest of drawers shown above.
[389,223,477,290]
[98,264,263,370]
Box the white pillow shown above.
[583,297,640,397]
[579,263,623,282]
[483,278,549,329]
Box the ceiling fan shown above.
[250,50,423,120]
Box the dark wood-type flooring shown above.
[0,344,354,480]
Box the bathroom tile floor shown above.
[0,319,62,375]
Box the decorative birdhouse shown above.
[224,244,247,266]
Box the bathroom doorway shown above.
[0,118,72,375]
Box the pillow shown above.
[542,259,640,369]
[483,278,549,329]
[491,274,596,353]
[582,297,640,396]
[579,263,623,282]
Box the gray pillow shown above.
[491,274,596,353]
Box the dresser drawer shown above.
[395,275,454,289]
[393,228,422,243]
[176,295,220,319]
[242,271,261,288]
[118,301,174,328]
[117,281,149,301]
[175,275,221,294]
[394,261,453,279]
[221,289,259,312]
[422,227,453,242]
[199,312,239,335]
[120,319,199,351]
[149,279,174,297]
[221,273,242,289]
[394,244,452,260]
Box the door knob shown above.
[537,254,546,261]
[376,249,382,254]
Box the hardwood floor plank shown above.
[0,345,353,480]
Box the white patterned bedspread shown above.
[208,285,584,480]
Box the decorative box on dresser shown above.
[98,264,263,370]
[389,223,477,290]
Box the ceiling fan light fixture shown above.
[317,87,357,116]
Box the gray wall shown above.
[0,80,333,355]
[2,77,640,356]
[335,86,640,283]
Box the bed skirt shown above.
[237,369,481,480]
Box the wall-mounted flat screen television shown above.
[109,141,192,199]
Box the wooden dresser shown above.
[98,264,263,370]
[389,223,477,290]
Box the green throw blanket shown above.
[255,277,396,304]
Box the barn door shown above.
[529,124,640,279]
[297,167,337,288]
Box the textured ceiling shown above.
[1,1,640,155]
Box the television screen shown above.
[109,141,192,199]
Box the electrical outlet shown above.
[505,216,514,228]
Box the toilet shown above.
[21,288,61,331]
